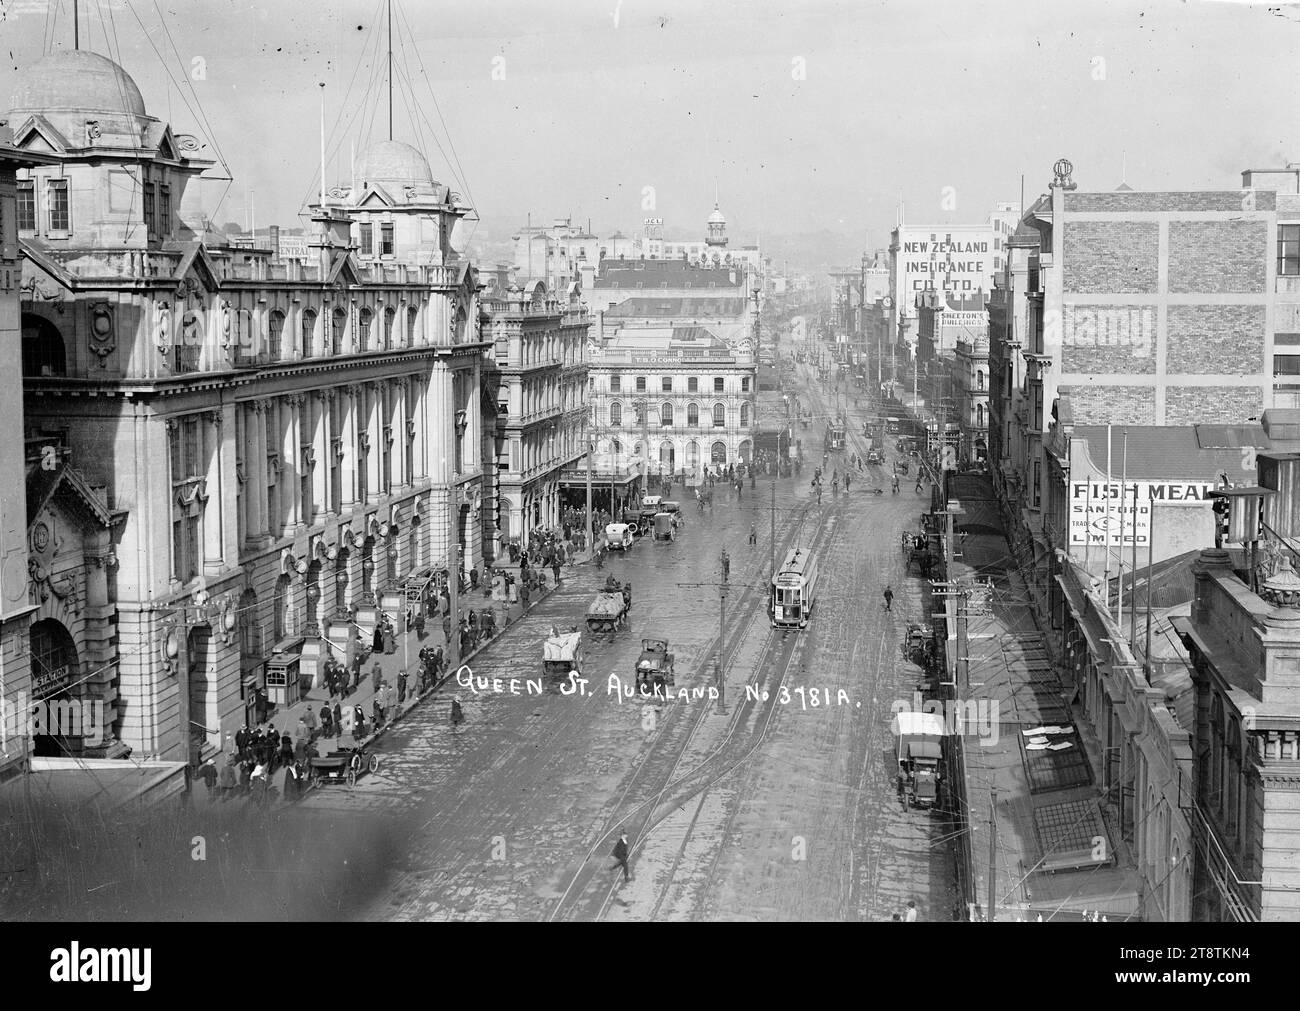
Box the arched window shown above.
[977,370,985,391]
[661,402,673,426]
[687,403,699,427]
[358,307,373,350]
[740,403,749,427]
[633,402,644,426]
[610,402,622,427]
[267,310,284,361]
[384,307,396,350]
[407,306,418,346]
[976,403,985,428]
[273,574,290,641]
[21,313,66,376]
[713,402,726,427]
[300,309,317,357]
[331,308,347,355]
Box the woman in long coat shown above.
[383,621,396,655]
[353,705,367,741]
[372,621,383,654]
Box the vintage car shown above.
[635,638,676,689]
[605,522,635,550]
[653,512,676,541]
[309,744,381,789]
[867,448,884,466]
[638,495,664,525]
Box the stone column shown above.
[253,402,268,541]
[366,384,383,503]
[281,396,299,535]
[412,375,427,483]
[341,385,359,513]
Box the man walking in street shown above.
[611,831,631,884]
[883,586,894,612]
[748,523,757,547]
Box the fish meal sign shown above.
[1069,479,1217,547]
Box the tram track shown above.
[591,513,841,921]
[547,497,836,921]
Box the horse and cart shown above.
[901,531,934,577]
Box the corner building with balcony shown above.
[587,327,757,475]
[6,50,487,764]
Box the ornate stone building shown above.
[482,281,589,551]
[5,50,486,764]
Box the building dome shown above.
[8,50,146,118]
[707,203,726,225]
[356,140,435,189]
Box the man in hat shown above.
[371,661,383,696]
[611,831,631,884]
[303,705,318,742]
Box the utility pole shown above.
[769,478,777,583]
[676,559,733,715]
[988,785,999,922]
[586,434,594,558]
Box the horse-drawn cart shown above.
[586,577,631,631]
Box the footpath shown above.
[196,541,591,803]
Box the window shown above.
[169,415,205,584]
[359,223,373,256]
[300,308,317,357]
[406,306,418,345]
[358,307,373,350]
[331,308,346,355]
[46,179,69,232]
[741,377,750,393]
[714,377,724,393]
[636,376,647,393]
[1032,459,1042,508]
[16,181,34,231]
[143,179,155,234]
[1279,224,1300,277]
[661,402,673,426]
[380,222,395,256]
[609,373,621,393]
[977,370,985,390]
[740,403,749,427]
[159,184,171,235]
[687,403,699,427]
[610,402,622,426]
[267,310,284,361]
[1276,354,1300,376]
[661,376,672,393]
[688,376,698,393]
[384,307,396,350]
[713,403,725,427]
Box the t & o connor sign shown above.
[1069,479,1217,547]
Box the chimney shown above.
[270,224,281,260]
[1241,168,1300,194]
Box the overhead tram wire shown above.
[97,0,148,244]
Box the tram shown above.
[825,416,847,452]
[771,546,819,630]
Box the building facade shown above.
[587,327,757,474]
[7,49,486,765]
[483,281,590,551]
[952,337,989,464]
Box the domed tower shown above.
[4,49,211,250]
[705,202,728,249]
[318,137,471,269]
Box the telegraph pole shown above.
[988,785,999,922]
[586,435,594,557]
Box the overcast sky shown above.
[0,0,1295,248]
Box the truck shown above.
[635,638,676,691]
[894,710,946,809]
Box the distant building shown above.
[587,327,757,474]
[584,257,751,318]
[596,294,755,350]
[952,337,989,464]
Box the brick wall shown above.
[1066,384,1157,425]
[1063,221,1158,293]
[1166,304,1266,375]
[1061,304,1157,374]
[1064,191,1277,213]
[1168,220,1268,293]
[1164,385,1264,425]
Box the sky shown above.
[0,0,1296,255]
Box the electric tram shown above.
[771,546,819,630]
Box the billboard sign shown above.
[1069,479,1218,547]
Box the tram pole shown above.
[717,583,728,715]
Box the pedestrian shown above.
[279,732,294,771]
[320,704,334,739]
[341,703,355,740]
[611,831,631,884]
[349,651,362,693]
[521,580,531,610]
[197,758,217,799]
[218,756,237,801]
[916,476,924,494]
[883,586,894,612]
[372,621,383,655]
[372,696,385,731]
[383,620,396,655]
[443,612,453,645]
[414,610,426,639]
[451,698,465,727]
[905,901,918,922]
[294,717,309,750]
[353,705,367,741]
[304,705,318,741]
[371,661,382,696]
[552,560,561,585]
[748,523,757,547]
[333,701,343,735]
[397,669,408,706]
[382,680,395,720]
